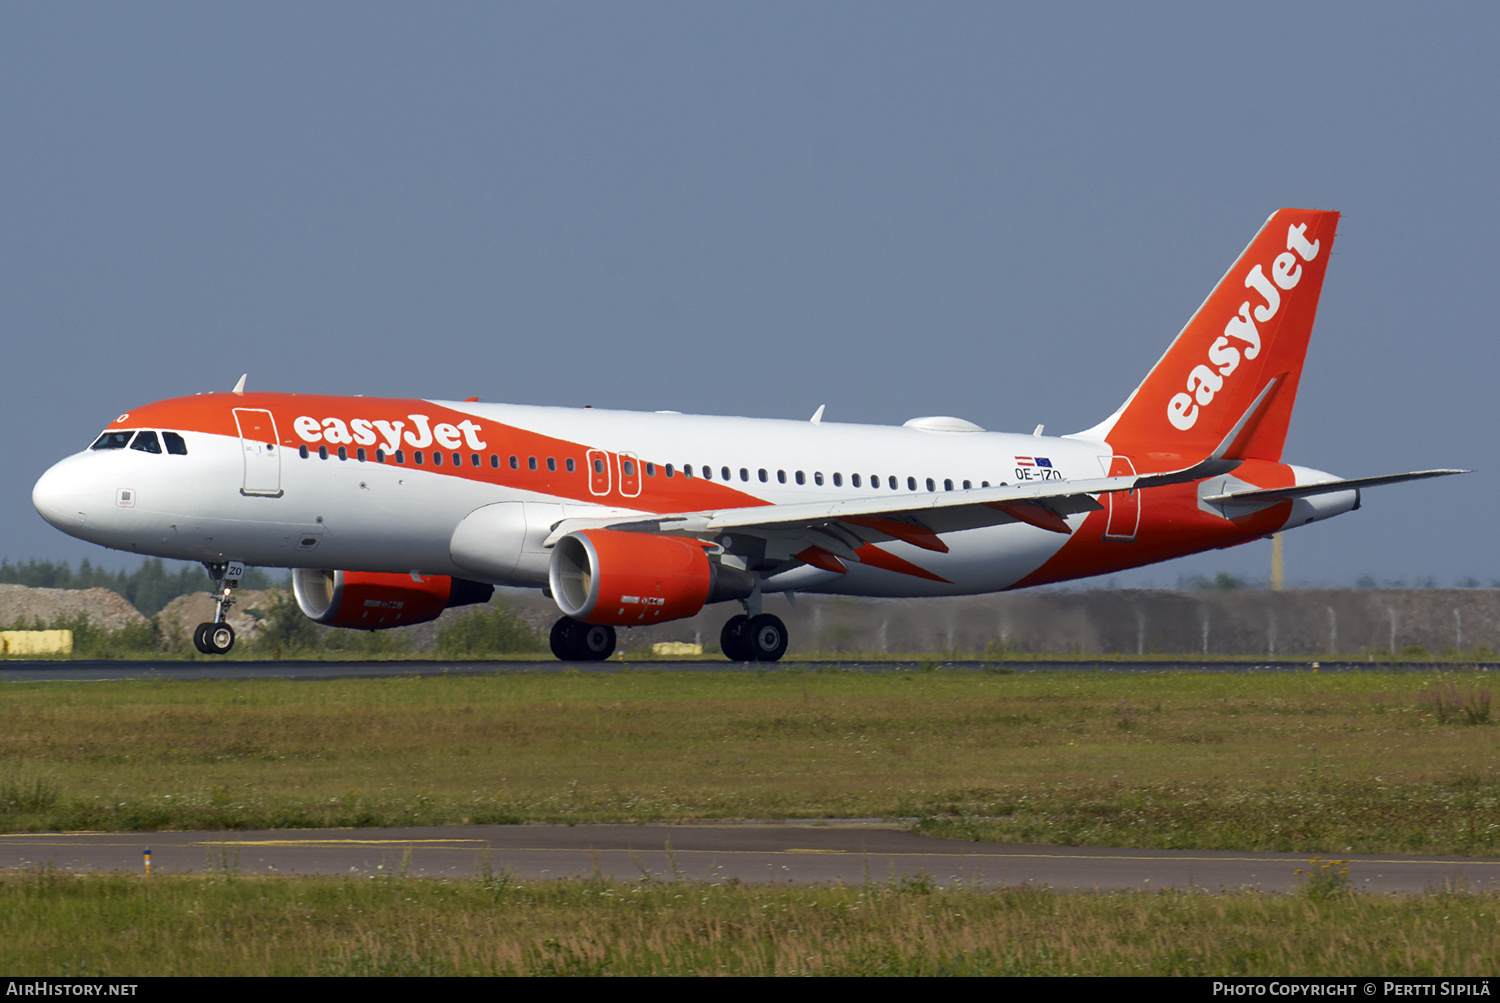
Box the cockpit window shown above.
[91,431,134,450]
[129,430,162,454]
[163,432,187,455]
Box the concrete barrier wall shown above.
[498,589,1500,658]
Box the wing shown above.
[540,471,1152,582]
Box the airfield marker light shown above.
[144,846,151,877]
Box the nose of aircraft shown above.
[32,456,93,534]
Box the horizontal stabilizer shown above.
[1200,469,1468,504]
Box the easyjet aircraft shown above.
[32,209,1461,661]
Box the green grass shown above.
[1,669,1498,855]
[2,870,1497,976]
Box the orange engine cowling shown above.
[548,530,754,626]
[292,570,494,629]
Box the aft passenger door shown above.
[1098,455,1139,540]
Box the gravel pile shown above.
[0,584,149,631]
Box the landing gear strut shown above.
[720,612,788,662]
[193,561,243,655]
[549,616,617,661]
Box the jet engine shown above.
[548,529,754,626]
[292,569,494,629]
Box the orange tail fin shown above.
[1076,208,1340,464]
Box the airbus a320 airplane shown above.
[33,209,1462,661]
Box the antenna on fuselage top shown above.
[231,374,247,395]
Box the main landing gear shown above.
[549,616,617,661]
[192,560,242,656]
[720,613,788,662]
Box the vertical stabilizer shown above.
[1074,208,1340,464]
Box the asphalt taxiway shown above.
[4,823,1497,893]
[0,657,1482,682]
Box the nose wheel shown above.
[193,622,236,655]
[549,617,617,661]
[720,613,787,662]
[193,560,244,656]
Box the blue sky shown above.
[3,3,1495,588]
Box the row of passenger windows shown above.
[297,445,578,470]
[295,445,993,491]
[90,430,189,455]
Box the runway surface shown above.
[4,823,1498,893]
[0,657,1482,682]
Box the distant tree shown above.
[1187,571,1249,590]
[437,604,543,657]
[249,590,322,655]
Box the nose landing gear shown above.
[192,561,243,655]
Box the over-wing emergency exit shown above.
[32,209,1463,660]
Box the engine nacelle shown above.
[292,569,494,629]
[548,530,754,626]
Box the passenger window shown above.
[90,431,134,450]
[566,458,576,473]
[832,473,842,486]
[163,432,188,455]
[338,446,349,461]
[471,453,480,467]
[907,476,916,491]
[889,476,897,490]
[703,466,713,481]
[962,480,971,489]
[623,460,635,476]
[926,478,935,492]
[130,430,160,453]
[299,445,309,459]
[777,470,786,484]
[414,451,424,465]
[795,471,805,485]
[490,455,499,468]
[721,466,730,481]
[395,450,405,464]
[319,446,329,460]
[646,462,656,476]
[944,479,953,491]
[851,473,861,487]
[433,452,443,466]
[814,472,824,486]
[591,458,602,473]
[547,457,557,472]
[376,449,386,463]
[683,465,693,479]
[357,448,367,462]
[510,456,519,469]
[758,468,767,482]
[530,456,539,471]
[739,468,748,482]
[665,463,675,478]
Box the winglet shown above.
[232,374,247,395]
[810,405,825,424]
